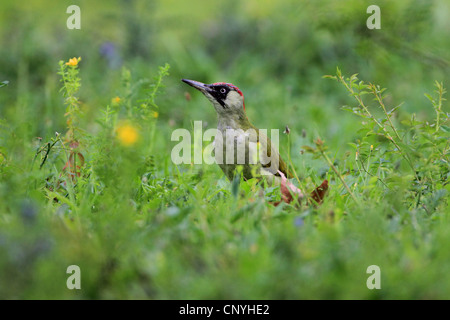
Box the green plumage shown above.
[217,117,293,181]
[182,78,292,182]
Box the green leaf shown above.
[388,103,404,115]
[341,106,353,112]
[440,125,450,133]
[424,93,435,104]
[350,73,359,81]
[231,174,240,197]
[301,145,317,153]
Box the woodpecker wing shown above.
[255,127,293,179]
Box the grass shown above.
[0,0,449,299]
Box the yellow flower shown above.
[112,96,121,104]
[66,57,81,66]
[116,124,139,146]
[151,111,159,118]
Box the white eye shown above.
[220,88,227,94]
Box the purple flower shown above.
[100,42,122,69]
[294,217,304,227]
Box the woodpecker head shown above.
[182,79,245,116]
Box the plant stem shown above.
[286,133,307,198]
[337,74,419,181]
[316,140,359,204]
[435,81,444,133]
[370,84,402,141]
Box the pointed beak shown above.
[182,79,212,94]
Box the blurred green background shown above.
[1,0,449,142]
[0,0,449,299]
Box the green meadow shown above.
[0,0,449,299]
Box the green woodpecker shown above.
[182,79,293,186]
